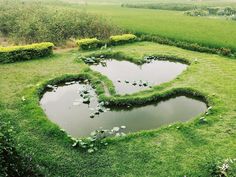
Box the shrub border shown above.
[76,33,235,58]
[0,42,54,64]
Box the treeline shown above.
[122,3,236,16]
[185,6,236,18]
[121,3,198,11]
[0,0,122,45]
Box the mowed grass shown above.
[74,5,236,51]
[1,42,236,176]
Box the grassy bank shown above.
[1,41,236,176]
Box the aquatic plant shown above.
[71,126,126,153]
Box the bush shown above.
[185,9,209,16]
[207,7,221,15]
[224,7,236,16]
[76,38,101,50]
[0,42,54,63]
[109,34,137,45]
[0,0,122,45]
[232,15,236,21]
[76,34,138,50]
[122,3,196,11]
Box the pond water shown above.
[90,59,187,95]
[40,82,207,138]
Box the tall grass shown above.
[0,0,122,45]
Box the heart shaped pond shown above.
[40,82,207,138]
[90,59,187,94]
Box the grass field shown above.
[31,0,236,51]
[1,41,236,176]
[79,5,236,52]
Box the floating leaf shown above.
[112,127,120,132]
[88,148,94,153]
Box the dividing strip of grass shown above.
[0,42,236,176]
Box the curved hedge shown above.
[0,42,54,64]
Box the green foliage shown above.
[109,34,137,45]
[76,38,101,50]
[0,120,42,176]
[209,158,236,177]
[185,6,236,17]
[207,7,221,15]
[125,3,236,17]
[185,9,209,16]
[0,42,54,63]
[0,121,14,176]
[72,126,126,153]
[76,34,137,50]
[232,15,236,21]
[122,3,197,11]
[223,7,236,16]
[0,0,121,45]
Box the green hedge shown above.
[76,34,234,57]
[109,34,137,45]
[76,38,101,50]
[0,42,54,64]
[185,9,209,16]
[76,34,138,50]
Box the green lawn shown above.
[1,41,236,176]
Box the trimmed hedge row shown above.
[138,34,234,57]
[0,42,54,63]
[76,33,235,57]
[109,34,137,45]
[76,38,101,50]
[76,34,137,50]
